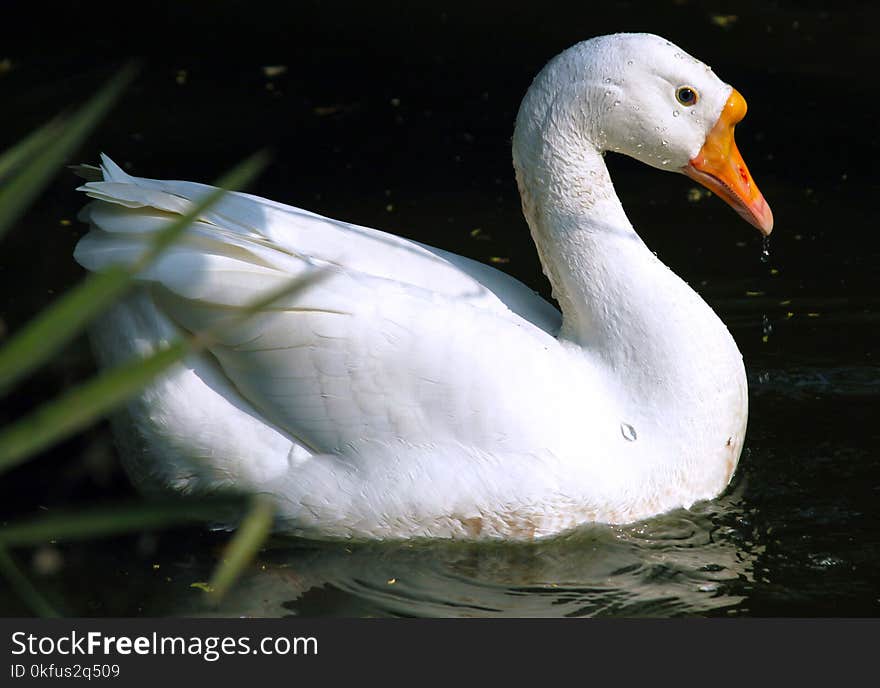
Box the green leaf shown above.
[0,546,60,617]
[0,498,245,547]
[0,267,130,392]
[0,117,65,183]
[0,150,270,393]
[0,270,319,474]
[0,341,188,470]
[208,495,275,601]
[0,62,139,240]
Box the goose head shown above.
[514,33,773,235]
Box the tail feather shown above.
[73,155,475,297]
[71,154,533,324]
[69,163,102,182]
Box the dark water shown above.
[1,2,877,616]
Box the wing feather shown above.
[74,156,569,454]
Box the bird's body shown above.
[74,33,771,540]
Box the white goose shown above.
[74,33,773,540]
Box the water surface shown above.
[0,2,877,617]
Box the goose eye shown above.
[676,86,699,106]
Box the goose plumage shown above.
[73,33,773,540]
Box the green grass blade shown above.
[0,151,270,394]
[0,546,60,617]
[208,495,275,601]
[0,117,65,182]
[0,498,245,547]
[0,270,318,474]
[0,62,139,240]
[0,267,130,392]
[0,341,187,471]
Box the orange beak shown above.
[683,89,774,235]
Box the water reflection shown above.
[168,483,755,617]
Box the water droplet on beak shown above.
[760,236,771,263]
